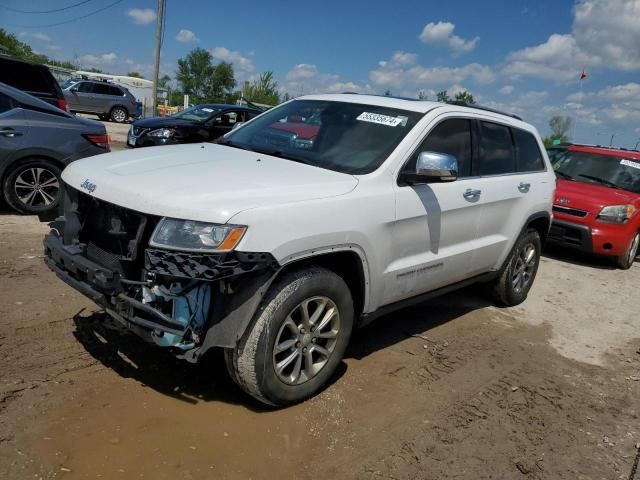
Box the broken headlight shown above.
[150,218,246,252]
[148,128,176,138]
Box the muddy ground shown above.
[1,213,639,480]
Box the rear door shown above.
[387,116,483,304]
[472,121,548,272]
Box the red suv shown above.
[548,144,640,269]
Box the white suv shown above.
[44,94,555,405]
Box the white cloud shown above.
[564,82,640,124]
[125,58,135,65]
[32,32,51,42]
[419,21,479,54]
[210,47,254,73]
[369,51,494,94]
[127,8,155,25]
[504,0,640,80]
[499,85,515,95]
[46,45,62,52]
[80,52,118,67]
[176,29,198,43]
[283,64,371,95]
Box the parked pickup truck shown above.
[44,94,555,406]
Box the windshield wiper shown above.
[249,146,316,166]
[555,171,574,181]
[216,138,252,151]
[577,174,621,189]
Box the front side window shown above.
[553,151,640,194]
[0,93,15,114]
[514,128,545,172]
[222,100,422,174]
[477,121,516,175]
[76,82,94,93]
[404,118,472,177]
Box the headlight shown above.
[597,204,636,224]
[148,128,176,138]
[150,218,246,252]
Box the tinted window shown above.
[406,118,472,177]
[514,129,544,172]
[76,82,94,93]
[0,59,52,94]
[0,93,15,114]
[92,83,111,95]
[246,111,260,120]
[477,121,515,175]
[108,85,123,96]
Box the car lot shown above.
[0,213,638,479]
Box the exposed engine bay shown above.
[44,186,277,357]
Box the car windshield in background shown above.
[174,105,220,122]
[60,79,79,89]
[553,151,640,193]
[222,100,422,174]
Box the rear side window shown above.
[0,60,52,94]
[108,85,124,96]
[477,121,515,175]
[93,83,111,95]
[406,118,473,177]
[514,128,545,172]
[247,111,260,120]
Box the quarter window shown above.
[92,83,111,95]
[405,118,472,177]
[513,128,544,172]
[0,93,15,114]
[477,121,516,175]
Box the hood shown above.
[555,179,639,214]
[132,116,200,129]
[62,143,358,223]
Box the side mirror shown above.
[402,151,458,184]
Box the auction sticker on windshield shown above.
[621,159,640,170]
[357,112,403,127]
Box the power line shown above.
[9,0,123,28]
[0,0,95,14]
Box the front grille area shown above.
[548,223,590,249]
[553,205,588,218]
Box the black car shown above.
[0,55,68,112]
[127,104,261,147]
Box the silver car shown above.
[0,82,109,214]
[62,79,136,123]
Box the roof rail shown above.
[446,101,523,121]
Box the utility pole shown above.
[609,134,615,147]
[152,0,165,116]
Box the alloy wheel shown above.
[512,243,537,294]
[272,296,340,386]
[14,167,60,208]
[112,108,126,122]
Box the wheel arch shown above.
[524,211,551,245]
[0,151,66,185]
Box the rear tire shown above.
[225,267,354,406]
[614,232,639,269]
[110,106,128,123]
[2,159,62,214]
[488,229,541,306]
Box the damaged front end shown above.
[44,185,278,360]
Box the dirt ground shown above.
[1,213,639,480]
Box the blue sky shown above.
[2,0,640,147]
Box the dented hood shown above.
[62,143,358,223]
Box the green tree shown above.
[159,74,171,88]
[86,67,103,73]
[243,71,280,105]
[418,90,428,100]
[436,90,450,103]
[454,90,475,104]
[543,115,573,146]
[127,71,143,78]
[176,48,236,102]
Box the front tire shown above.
[226,267,354,406]
[614,232,639,269]
[2,159,62,214]
[110,106,128,123]
[489,229,541,306]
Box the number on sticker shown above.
[356,112,403,127]
[620,159,640,170]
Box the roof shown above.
[570,144,640,160]
[298,93,529,127]
[197,103,260,111]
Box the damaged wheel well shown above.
[278,250,367,320]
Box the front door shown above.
[385,117,482,305]
[68,82,96,112]
[0,93,27,165]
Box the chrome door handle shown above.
[0,129,22,137]
[518,182,531,193]
[463,188,482,199]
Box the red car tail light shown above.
[57,98,69,112]
[83,133,111,148]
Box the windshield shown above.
[60,79,79,89]
[222,100,422,174]
[174,105,220,121]
[553,151,640,193]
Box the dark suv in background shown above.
[0,54,68,112]
[62,79,136,123]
